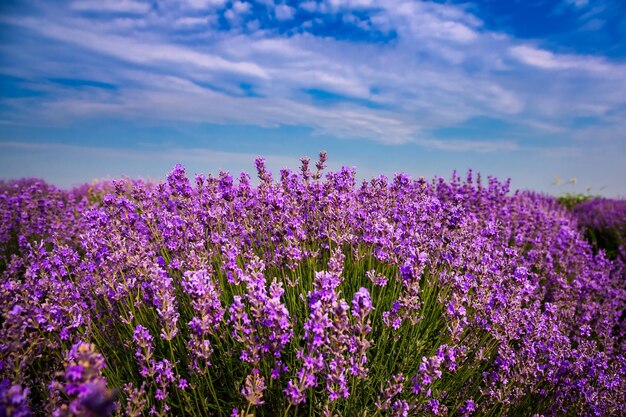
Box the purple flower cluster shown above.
[49,342,118,417]
[1,154,625,415]
[0,380,31,417]
[284,249,374,406]
[573,198,626,233]
[228,256,293,407]
[571,197,626,261]
[182,269,224,374]
[229,257,292,369]
[131,325,179,416]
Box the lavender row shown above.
[1,154,625,416]
[570,198,626,262]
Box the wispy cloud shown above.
[414,138,520,153]
[275,4,296,21]
[563,0,590,9]
[0,0,625,157]
[69,0,152,14]
[7,17,269,79]
[509,45,620,75]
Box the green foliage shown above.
[583,227,625,260]
[556,192,596,210]
[87,246,498,417]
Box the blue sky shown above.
[1,0,625,195]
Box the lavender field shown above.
[1,153,625,417]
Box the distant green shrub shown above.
[556,192,596,210]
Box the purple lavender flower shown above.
[2,158,626,416]
[0,381,32,417]
[459,399,476,417]
[351,287,372,318]
[50,342,117,417]
[241,368,266,406]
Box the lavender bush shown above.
[1,153,625,416]
[571,198,626,261]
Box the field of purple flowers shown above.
[1,153,625,417]
[571,198,626,262]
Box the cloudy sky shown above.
[1,0,625,195]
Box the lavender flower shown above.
[50,342,117,417]
[0,381,32,417]
[2,157,625,416]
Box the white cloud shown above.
[509,45,619,75]
[70,0,151,13]
[275,4,296,21]
[247,19,261,31]
[415,137,519,153]
[564,0,589,8]
[323,0,376,10]
[174,15,217,27]
[225,1,251,23]
[246,38,313,58]
[23,74,419,143]
[182,0,228,9]
[579,18,605,31]
[1,0,625,154]
[224,9,236,21]
[299,2,317,13]
[510,45,575,70]
[391,1,479,43]
[9,17,269,79]
[232,1,251,14]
